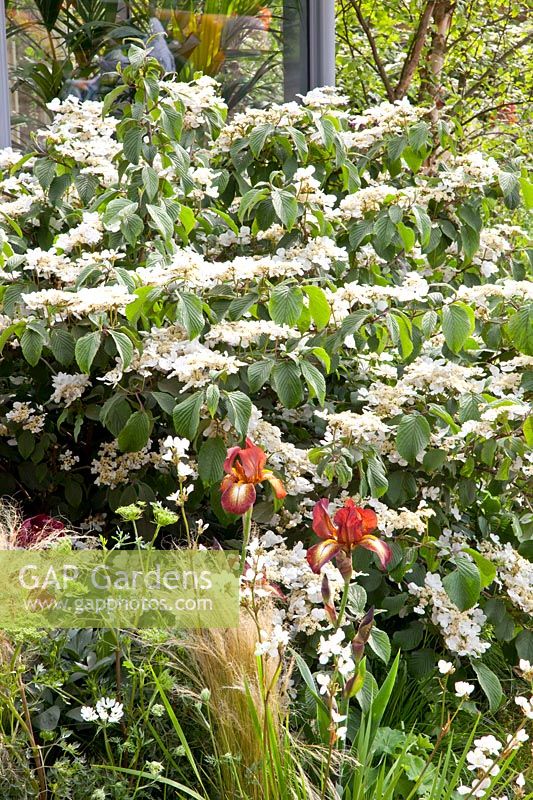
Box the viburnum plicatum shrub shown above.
[0,46,531,697]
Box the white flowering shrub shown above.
[0,45,531,696]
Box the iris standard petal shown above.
[359,507,378,534]
[312,499,338,540]
[223,446,242,473]
[238,442,267,482]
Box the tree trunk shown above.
[420,0,456,118]
[394,1,436,100]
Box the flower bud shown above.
[335,550,353,582]
[352,606,374,663]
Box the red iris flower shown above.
[220,438,286,515]
[306,498,392,574]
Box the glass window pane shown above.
[5,0,299,146]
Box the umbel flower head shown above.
[306,498,392,574]
[220,438,286,515]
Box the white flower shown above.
[518,659,533,681]
[515,695,533,719]
[438,660,455,675]
[94,696,124,724]
[473,735,502,755]
[316,673,331,695]
[50,372,91,406]
[516,773,525,788]
[80,705,99,722]
[454,681,475,698]
[506,728,529,749]
[317,629,345,665]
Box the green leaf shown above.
[347,584,367,616]
[179,205,196,235]
[102,83,128,116]
[471,661,502,713]
[238,187,269,221]
[370,653,400,738]
[123,125,143,164]
[271,361,303,408]
[408,121,430,151]
[373,214,396,247]
[147,204,174,241]
[442,556,481,611]
[176,293,204,339]
[121,213,144,246]
[100,395,132,437]
[507,305,533,355]
[499,171,520,208]
[519,177,533,209]
[271,189,298,230]
[18,429,35,459]
[302,285,331,330]
[109,330,134,369]
[34,157,56,190]
[397,221,415,252]
[33,705,60,731]
[463,548,496,589]
[412,205,431,246]
[366,455,388,498]
[516,631,533,662]
[389,311,413,358]
[460,224,480,262]
[457,204,482,232]
[173,392,203,440]
[151,391,176,414]
[369,628,391,664]
[349,219,374,250]
[421,309,438,339]
[224,391,252,438]
[205,384,220,417]
[75,331,102,374]
[20,328,43,366]
[524,415,533,446]
[300,360,326,405]
[50,329,75,366]
[387,135,407,162]
[117,410,151,453]
[249,123,275,157]
[396,414,431,463]
[102,199,137,231]
[248,360,273,393]
[198,437,226,485]
[311,347,331,373]
[142,165,159,200]
[442,303,475,353]
[268,285,303,326]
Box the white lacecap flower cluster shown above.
[408,573,490,657]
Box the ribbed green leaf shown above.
[75,331,102,374]
[396,414,431,463]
